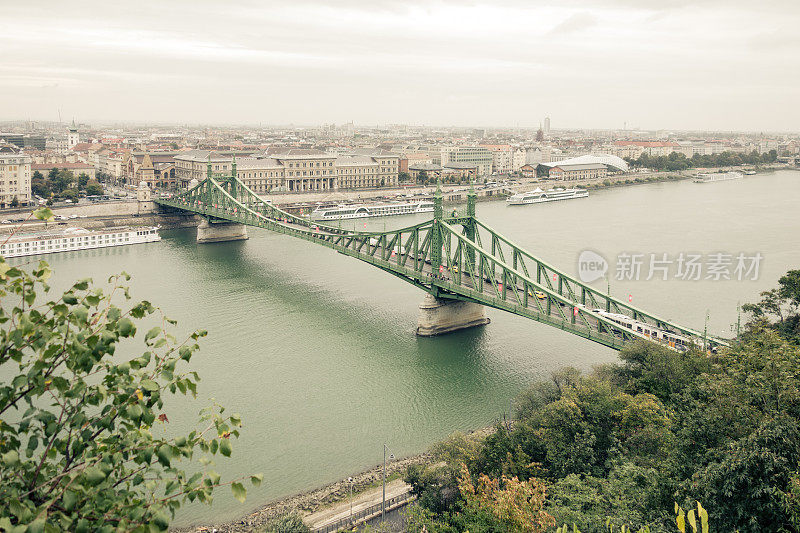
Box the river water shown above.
[12,170,800,526]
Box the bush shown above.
[258,512,310,533]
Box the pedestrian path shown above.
[304,479,412,531]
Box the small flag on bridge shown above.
[391,250,396,257]
[439,265,444,273]
[574,306,579,316]
[498,283,503,291]
[628,294,633,302]
[553,273,557,282]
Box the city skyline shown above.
[1,0,798,131]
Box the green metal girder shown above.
[155,174,728,352]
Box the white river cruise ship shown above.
[506,187,589,205]
[0,226,160,258]
[693,171,744,183]
[310,201,434,221]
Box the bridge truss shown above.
[155,161,729,352]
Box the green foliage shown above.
[406,269,800,532]
[31,169,106,200]
[85,179,104,197]
[611,341,713,402]
[743,269,800,343]
[627,150,777,172]
[257,512,311,533]
[0,259,259,531]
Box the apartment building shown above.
[439,146,492,177]
[0,143,32,207]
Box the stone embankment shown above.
[172,454,431,533]
[0,212,199,236]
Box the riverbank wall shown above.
[0,212,200,235]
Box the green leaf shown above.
[156,444,173,467]
[231,482,246,503]
[62,490,78,511]
[141,379,159,392]
[2,450,20,466]
[145,327,161,341]
[84,466,106,486]
[33,207,54,221]
[250,473,263,487]
[117,317,136,337]
[151,510,170,530]
[219,438,232,457]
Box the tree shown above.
[398,171,411,183]
[31,174,50,198]
[0,238,259,531]
[9,197,19,208]
[57,188,79,202]
[457,465,554,533]
[51,170,74,195]
[84,179,103,197]
[742,270,800,342]
[77,173,90,190]
[417,170,428,185]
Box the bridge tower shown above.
[417,177,489,336]
[196,153,249,244]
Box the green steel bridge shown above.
[155,161,729,352]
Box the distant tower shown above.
[544,117,551,134]
[536,127,544,142]
[67,119,79,149]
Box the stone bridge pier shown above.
[196,218,249,244]
[416,294,490,336]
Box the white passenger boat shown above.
[506,187,589,205]
[310,201,434,221]
[0,226,160,258]
[693,171,743,183]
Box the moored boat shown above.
[506,187,588,205]
[693,171,744,183]
[310,201,434,221]
[0,226,160,258]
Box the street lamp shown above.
[347,477,354,525]
[382,444,395,523]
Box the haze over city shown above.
[2,0,798,131]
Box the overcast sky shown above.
[1,0,798,131]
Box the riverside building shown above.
[174,148,400,192]
[0,143,32,207]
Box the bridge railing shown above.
[311,491,415,533]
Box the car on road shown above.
[55,215,69,221]
[1,220,11,224]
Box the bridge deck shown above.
[155,173,729,353]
